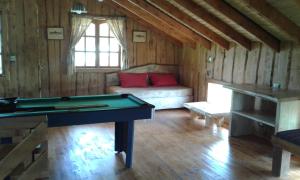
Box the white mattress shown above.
[107,86,193,98]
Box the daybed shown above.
[105,64,193,110]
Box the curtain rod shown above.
[70,13,126,20]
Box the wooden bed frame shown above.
[105,64,179,89]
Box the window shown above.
[0,15,2,75]
[74,22,121,68]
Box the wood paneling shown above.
[0,0,181,98]
[181,41,300,101]
[181,44,207,101]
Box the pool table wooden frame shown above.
[0,94,154,179]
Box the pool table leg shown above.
[115,120,135,168]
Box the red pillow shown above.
[149,73,178,86]
[119,73,148,87]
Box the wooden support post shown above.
[272,146,291,177]
[230,114,253,136]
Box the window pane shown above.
[99,53,109,66]
[85,23,95,36]
[110,30,115,38]
[86,37,96,51]
[99,23,109,36]
[110,53,119,67]
[110,38,119,52]
[99,38,109,51]
[75,37,85,51]
[86,52,96,66]
[75,52,85,66]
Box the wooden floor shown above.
[48,109,300,180]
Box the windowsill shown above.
[76,67,121,73]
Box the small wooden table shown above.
[184,102,230,127]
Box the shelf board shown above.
[232,110,276,127]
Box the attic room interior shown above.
[1,0,300,179]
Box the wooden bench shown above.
[272,129,300,177]
[184,82,232,127]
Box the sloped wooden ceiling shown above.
[105,0,300,52]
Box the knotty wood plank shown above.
[46,0,61,96]
[147,31,157,64]
[88,72,99,95]
[257,45,275,86]
[15,0,25,97]
[288,44,300,90]
[60,0,75,96]
[23,0,40,97]
[213,46,225,80]
[0,3,10,97]
[233,46,247,84]
[245,43,261,84]
[126,18,134,67]
[37,0,50,97]
[135,24,148,66]
[222,43,236,83]
[206,44,216,79]
[4,0,18,97]
[272,43,292,89]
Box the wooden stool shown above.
[272,129,300,177]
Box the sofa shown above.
[105,64,193,110]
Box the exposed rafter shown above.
[172,0,252,50]
[200,0,280,52]
[239,0,300,43]
[147,0,230,50]
[126,0,212,49]
[108,0,196,46]
[104,0,183,47]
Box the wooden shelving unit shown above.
[231,110,275,127]
[224,84,300,136]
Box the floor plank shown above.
[48,109,300,179]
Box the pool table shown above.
[0,94,155,168]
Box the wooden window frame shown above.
[74,21,121,69]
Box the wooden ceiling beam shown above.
[103,1,183,47]
[240,0,300,43]
[173,0,252,50]
[109,0,197,47]
[147,0,230,50]
[200,0,280,52]
[127,0,212,49]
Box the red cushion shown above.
[149,73,178,86]
[119,73,148,87]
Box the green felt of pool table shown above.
[0,94,149,118]
[17,94,142,109]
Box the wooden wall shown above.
[208,42,300,89]
[181,42,300,101]
[0,0,181,98]
[180,44,207,101]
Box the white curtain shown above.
[107,18,128,69]
[67,16,92,75]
